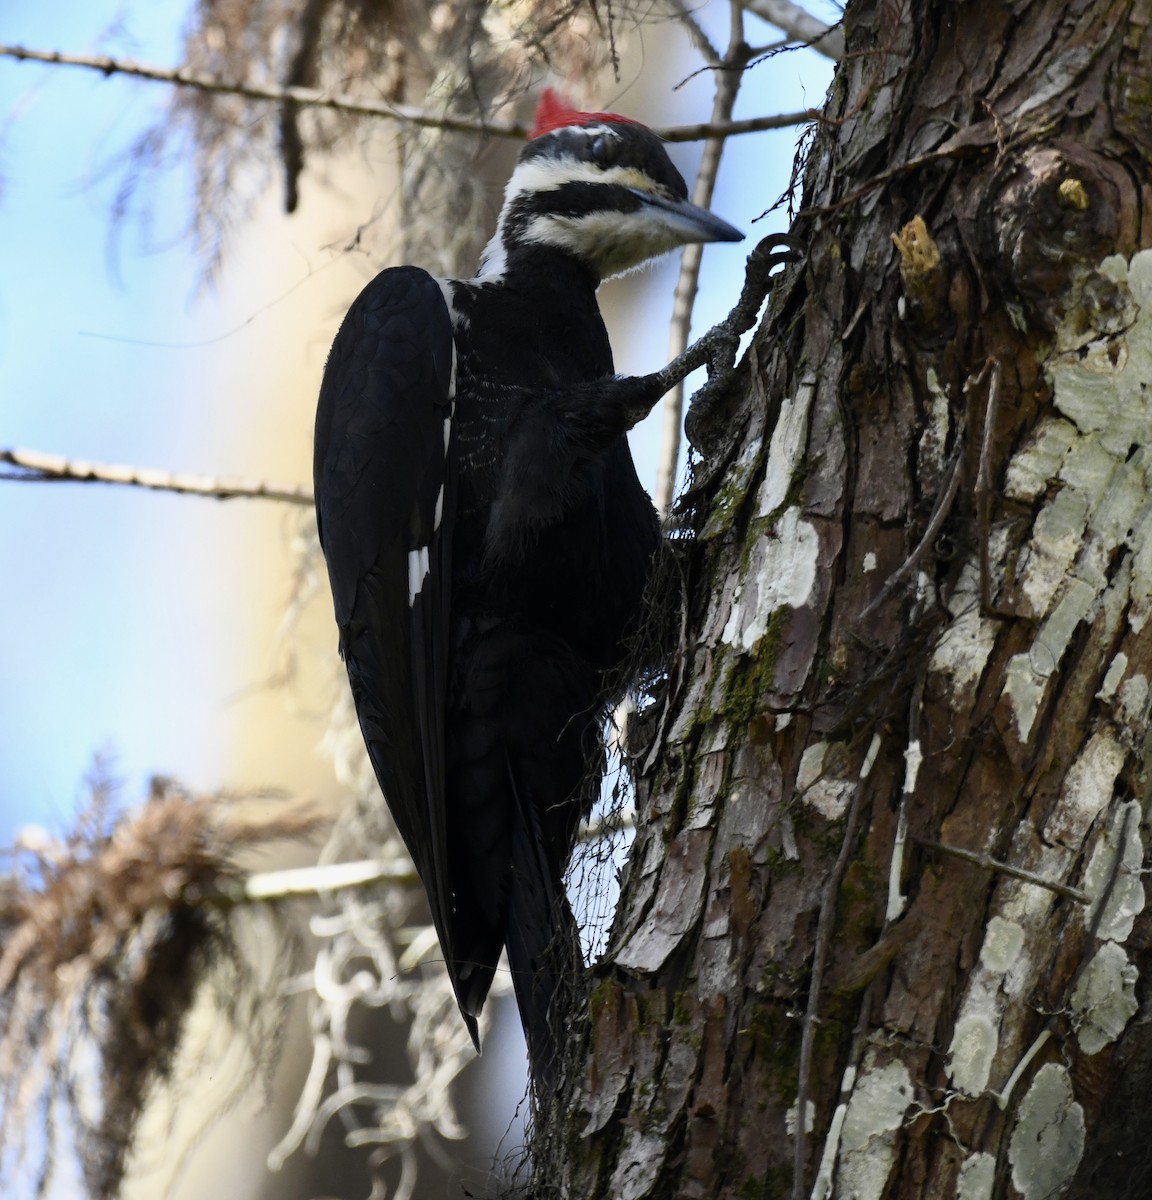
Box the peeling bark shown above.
[541,1,1152,1197]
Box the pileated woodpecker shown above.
[314,90,744,1089]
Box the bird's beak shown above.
[628,189,744,245]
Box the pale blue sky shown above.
[2,0,212,832]
[0,1,832,844]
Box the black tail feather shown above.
[504,761,581,1099]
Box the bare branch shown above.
[742,0,845,59]
[0,448,313,505]
[0,42,526,137]
[0,43,815,143]
[661,109,820,140]
[913,838,1091,906]
[858,432,966,620]
[211,858,418,906]
[210,804,634,908]
[654,2,750,514]
[665,0,722,67]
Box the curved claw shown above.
[704,329,740,380]
[683,232,804,453]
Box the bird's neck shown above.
[476,241,602,298]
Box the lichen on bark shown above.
[540,3,1152,1198]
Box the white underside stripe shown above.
[407,545,430,605]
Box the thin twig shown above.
[858,431,966,619]
[653,2,749,514]
[887,672,926,921]
[793,732,882,1200]
[972,358,1003,612]
[662,109,820,141]
[991,804,1133,1109]
[912,838,1091,906]
[0,43,815,143]
[0,447,313,504]
[993,1028,1052,1110]
[741,0,845,60]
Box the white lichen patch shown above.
[720,506,819,651]
[1070,941,1139,1055]
[1115,671,1150,737]
[1042,728,1126,849]
[1008,1063,1085,1200]
[1001,653,1047,744]
[903,738,923,794]
[1004,418,1078,502]
[1002,576,1099,741]
[1050,255,1152,457]
[979,916,1026,974]
[998,844,1067,926]
[863,550,877,573]
[956,1152,996,1200]
[1082,800,1145,942]
[930,560,999,699]
[948,1013,999,1096]
[918,367,952,479]
[796,741,854,820]
[999,249,1152,737]
[1096,650,1129,700]
[947,918,1028,1097]
[833,1060,914,1200]
[757,380,814,517]
[1016,486,1091,615]
[786,1098,816,1137]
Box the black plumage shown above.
[314,90,742,1090]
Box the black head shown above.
[478,90,743,280]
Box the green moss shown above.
[588,976,622,1024]
[720,608,790,727]
[703,453,763,541]
[672,990,693,1026]
[741,1002,802,1106]
[738,1167,794,1200]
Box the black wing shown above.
[313,265,461,1025]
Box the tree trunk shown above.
[545,1,1152,1197]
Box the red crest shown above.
[529,87,642,139]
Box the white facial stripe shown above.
[407,545,430,606]
[520,207,691,280]
[501,155,661,205]
[477,143,671,278]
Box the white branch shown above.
[216,858,419,905]
[742,0,845,59]
[1,447,313,504]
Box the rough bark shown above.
[544,1,1152,1197]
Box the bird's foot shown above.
[677,233,803,452]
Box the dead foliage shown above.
[0,769,323,1198]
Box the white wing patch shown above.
[407,545,430,605]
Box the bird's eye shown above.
[589,132,618,167]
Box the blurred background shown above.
[0,2,834,1195]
